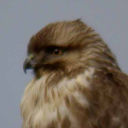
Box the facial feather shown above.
[24,19,119,78]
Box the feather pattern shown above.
[21,19,128,128]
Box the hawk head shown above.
[23,19,119,77]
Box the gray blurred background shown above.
[0,0,128,128]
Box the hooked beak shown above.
[23,55,34,74]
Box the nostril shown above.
[29,54,34,60]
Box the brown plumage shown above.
[21,19,128,128]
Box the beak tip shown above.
[23,66,27,74]
[24,70,27,74]
[23,59,28,74]
[23,58,33,74]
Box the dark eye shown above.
[52,48,62,56]
[46,46,66,56]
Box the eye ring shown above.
[52,48,62,56]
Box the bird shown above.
[21,19,128,128]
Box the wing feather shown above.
[88,68,128,128]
